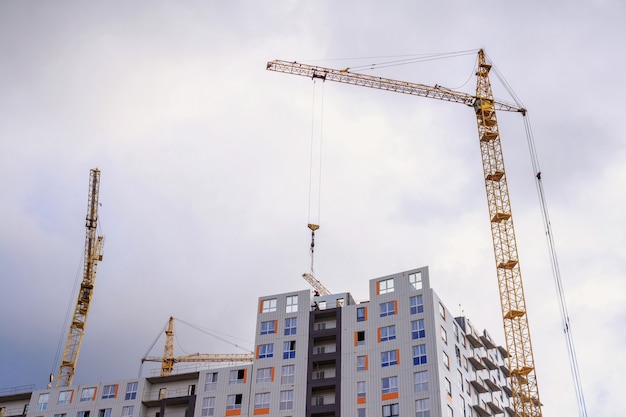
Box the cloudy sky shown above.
[1,1,624,415]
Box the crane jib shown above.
[266,60,525,114]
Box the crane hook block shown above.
[308,224,320,231]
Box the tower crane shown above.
[141,317,254,377]
[56,168,104,387]
[267,50,542,417]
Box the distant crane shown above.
[141,317,254,377]
[56,168,104,387]
[268,50,545,417]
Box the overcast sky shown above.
[1,1,624,416]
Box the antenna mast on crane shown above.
[56,168,104,387]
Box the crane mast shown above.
[56,168,104,387]
[267,50,542,417]
[474,51,541,417]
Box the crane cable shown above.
[489,57,589,417]
[307,79,324,274]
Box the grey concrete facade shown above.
[1,266,513,417]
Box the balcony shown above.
[484,378,501,392]
[472,403,492,417]
[497,346,509,358]
[470,378,489,394]
[480,334,497,350]
[468,355,487,371]
[482,356,498,371]
[486,400,504,415]
[466,333,484,349]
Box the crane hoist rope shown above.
[307,79,325,275]
[267,50,548,417]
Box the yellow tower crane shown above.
[141,317,254,377]
[56,168,104,387]
[267,50,542,417]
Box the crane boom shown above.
[268,50,542,417]
[266,59,525,114]
[302,273,332,296]
[56,168,104,387]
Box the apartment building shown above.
[0,266,513,417]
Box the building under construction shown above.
[0,266,513,417]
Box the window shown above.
[77,412,90,417]
[257,367,272,383]
[358,409,366,417]
[281,365,295,384]
[125,382,138,400]
[260,320,276,335]
[380,301,396,317]
[411,319,425,339]
[445,378,452,395]
[357,355,368,371]
[204,372,218,391]
[453,324,459,342]
[356,331,365,346]
[226,394,242,410]
[381,376,398,394]
[286,295,298,313]
[443,351,450,369]
[58,391,72,405]
[201,398,215,417]
[261,298,277,313]
[97,409,112,417]
[279,390,293,410]
[357,306,367,322]
[102,385,116,400]
[357,381,366,398]
[413,344,427,365]
[121,406,133,417]
[439,302,446,319]
[284,317,297,335]
[447,404,454,417]
[416,398,430,417]
[37,394,49,411]
[258,343,274,359]
[414,370,429,393]
[80,388,95,402]
[409,271,422,290]
[254,393,270,409]
[229,369,246,384]
[459,397,466,417]
[410,295,424,314]
[55,414,67,417]
[382,403,399,417]
[379,325,396,342]
[378,278,394,294]
[455,346,461,366]
[457,370,463,391]
[381,350,398,367]
[441,326,448,344]
[283,341,296,359]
